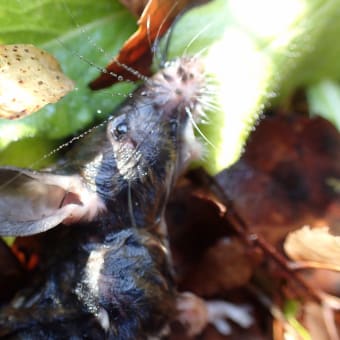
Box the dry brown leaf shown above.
[179,237,255,296]
[0,44,74,119]
[284,226,340,267]
[216,116,340,245]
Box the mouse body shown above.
[0,56,207,339]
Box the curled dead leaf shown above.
[90,0,207,90]
[284,226,340,268]
[0,44,74,119]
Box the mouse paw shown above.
[176,292,253,336]
[206,299,253,335]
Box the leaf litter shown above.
[167,113,339,339]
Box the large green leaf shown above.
[0,0,340,172]
[0,0,136,164]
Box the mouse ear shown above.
[0,167,106,236]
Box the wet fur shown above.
[0,57,207,338]
[0,3,210,338]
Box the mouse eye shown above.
[112,121,128,141]
[170,120,178,136]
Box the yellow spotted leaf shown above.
[0,44,74,120]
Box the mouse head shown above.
[0,56,207,236]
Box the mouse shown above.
[0,56,207,339]
[0,57,205,238]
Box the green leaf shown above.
[0,137,58,168]
[1,0,340,172]
[307,80,340,130]
[284,300,311,340]
[167,0,340,173]
[0,0,136,156]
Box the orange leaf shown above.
[89,0,201,90]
